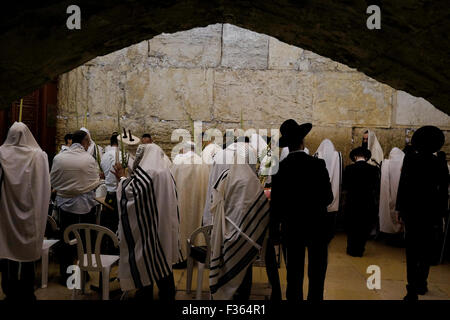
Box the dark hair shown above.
[110,133,119,146]
[64,133,73,144]
[72,130,88,144]
[142,133,152,139]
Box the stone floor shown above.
[1,233,449,300]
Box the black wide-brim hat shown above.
[279,119,312,148]
[411,125,445,154]
[350,146,372,162]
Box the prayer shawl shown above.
[171,152,210,257]
[173,150,202,165]
[209,163,270,299]
[0,122,51,262]
[117,144,182,290]
[314,139,342,212]
[202,143,222,165]
[50,143,100,197]
[203,142,257,226]
[80,127,103,160]
[379,147,405,233]
[366,130,384,167]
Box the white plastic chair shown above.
[41,216,60,288]
[186,225,212,300]
[63,223,119,300]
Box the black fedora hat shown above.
[350,146,372,162]
[279,119,312,148]
[411,125,445,154]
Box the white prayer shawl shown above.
[203,143,257,226]
[379,147,405,234]
[80,127,103,159]
[209,164,270,299]
[117,144,182,290]
[51,144,100,197]
[314,139,342,212]
[202,143,222,165]
[171,152,210,257]
[0,122,51,261]
[173,151,202,165]
[367,130,384,167]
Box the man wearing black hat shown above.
[396,126,449,301]
[271,119,333,301]
[342,147,380,257]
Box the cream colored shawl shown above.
[379,147,405,233]
[0,122,51,261]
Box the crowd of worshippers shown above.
[0,119,448,302]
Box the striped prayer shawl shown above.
[118,166,178,290]
[209,164,270,299]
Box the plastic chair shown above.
[63,223,119,300]
[41,216,60,288]
[186,225,212,299]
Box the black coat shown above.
[270,151,333,242]
[342,161,380,219]
[396,151,449,226]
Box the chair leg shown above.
[41,248,49,288]
[196,262,204,300]
[186,257,194,294]
[80,270,86,295]
[102,267,111,300]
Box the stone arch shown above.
[57,24,450,161]
[1,1,449,115]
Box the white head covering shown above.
[0,122,51,261]
[314,139,342,212]
[202,143,222,165]
[366,130,384,167]
[80,127,103,158]
[379,147,405,234]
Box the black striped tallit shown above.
[120,166,171,287]
[209,169,270,295]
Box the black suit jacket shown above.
[342,161,380,220]
[396,151,449,225]
[270,151,333,242]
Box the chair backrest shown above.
[63,223,119,272]
[188,225,213,268]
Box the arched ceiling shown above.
[1,0,449,114]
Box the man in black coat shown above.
[271,119,333,301]
[343,147,380,257]
[396,126,449,301]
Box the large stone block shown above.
[221,24,269,70]
[268,37,303,70]
[86,40,149,70]
[149,24,222,68]
[213,69,313,124]
[302,50,356,72]
[394,91,450,129]
[124,67,214,121]
[313,72,394,127]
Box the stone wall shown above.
[56,24,450,164]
